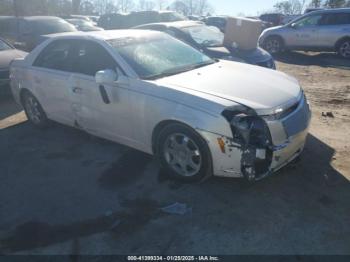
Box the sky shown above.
[212,0,282,16]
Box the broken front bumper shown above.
[199,94,311,181]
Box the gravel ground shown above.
[0,51,349,255]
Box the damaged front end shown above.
[222,106,273,181]
[197,94,310,182]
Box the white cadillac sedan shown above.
[10,30,311,182]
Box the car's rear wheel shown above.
[338,39,350,59]
[22,92,48,128]
[263,36,284,54]
[157,124,211,182]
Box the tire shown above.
[337,39,350,59]
[22,91,49,128]
[263,36,284,54]
[157,123,212,182]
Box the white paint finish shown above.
[10,30,311,178]
[156,60,301,115]
[31,67,75,126]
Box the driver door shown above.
[69,40,133,144]
[287,14,322,48]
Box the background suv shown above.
[259,8,350,59]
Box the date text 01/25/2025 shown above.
[127,256,220,261]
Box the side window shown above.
[332,13,350,25]
[33,40,74,72]
[73,41,118,77]
[294,15,322,27]
[319,13,350,26]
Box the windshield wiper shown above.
[145,60,216,80]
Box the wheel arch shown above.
[151,119,214,179]
[152,120,202,155]
[335,36,350,50]
[151,119,216,162]
[264,34,286,47]
[19,88,33,106]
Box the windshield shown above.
[0,39,12,51]
[108,34,215,80]
[34,19,77,35]
[183,25,224,47]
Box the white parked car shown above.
[10,30,311,182]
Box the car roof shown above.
[42,29,163,41]
[0,16,65,21]
[310,8,350,14]
[136,20,203,29]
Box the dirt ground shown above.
[0,51,349,256]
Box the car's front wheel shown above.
[22,91,49,128]
[338,39,350,59]
[158,124,212,182]
[263,36,284,54]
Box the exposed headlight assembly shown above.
[222,106,273,181]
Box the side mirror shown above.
[95,69,118,85]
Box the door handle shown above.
[99,85,110,104]
[72,87,83,94]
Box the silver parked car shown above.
[10,31,311,182]
[259,8,350,58]
[0,38,27,95]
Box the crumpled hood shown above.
[0,49,28,69]
[156,60,301,115]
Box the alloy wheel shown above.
[25,96,43,124]
[163,133,202,177]
[265,38,281,53]
[339,41,350,58]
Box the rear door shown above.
[32,40,76,126]
[69,40,133,143]
[287,14,322,48]
[318,12,350,48]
